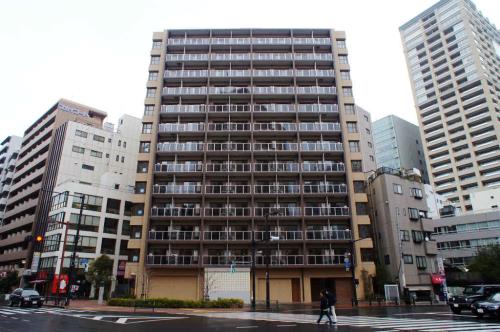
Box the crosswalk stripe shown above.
[421,327,500,332]
[0,310,14,315]
[0,309,29,314]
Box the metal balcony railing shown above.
[205,185,251,194]
[151,207,201,217]
[204,207,251,217]
[206,142,251,151]
[203,231,251,241]
[253,142,298,151]
[160,104,338,114]
[253,123,297,131]
[148,230,200,241]
[203,255,252,265]
[154,163,203,172]
[254,184,300,194]
[152,185,202,194]
[158,123,204,132]
[205,163,251,172]
[254,162,299,172]
[305,230,351,240]
[157,142,204,152]
[307,255,344,265]
[207,123,251,131]
[302,162,345,172]
[147,255,199,265]
[167,37,331,46]
[254,207,300,217]
[256,255,304,265]
[302,183,347,194]
[304,207,349,216]
[254,231,303,241]
[300,142,343,152]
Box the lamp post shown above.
[65,193,85,306]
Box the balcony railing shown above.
[300,142,343,152]
[302,162,345,172]
[307,255,344,265]
[306,230,351,240]
[254,207,300,217]
[165,52,334,62]
[157,142,203,152]
[207,123,251,131]
[160,104,338,114]
[254,231,303,241]
[254,162,299,172]
[256,255,304,265]
[253,142,298,151]
[205,185,251,194]
[203,231,251,241]
[147,255,199,265]
[167,37,331,46]
[203,255,252,265]
[304,207,349,216]
[206,142,251,151]
[154,163,203,173]
[148,230,200,240]
[159,123,204,132]
[254,184,300,194]
[152,185,202,194]
[151,207,201,217]
[206,163,251,172]
[303,183,347,194]
[204,207,251,217]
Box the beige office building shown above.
[126,29,375,304]
[400,0,500,212]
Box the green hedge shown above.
[107,297,243,308]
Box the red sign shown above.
[431,274,444,285]
[52,274,69,294]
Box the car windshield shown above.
[463,286,482,295]
[21,290,39,296]
[490,293,500,302]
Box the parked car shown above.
[471,292,500,318]
[448,285,500,314]
[9,288,44,307]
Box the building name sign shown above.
[58,103,89,118]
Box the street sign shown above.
[31,252,41,272]
[344,257,351,271]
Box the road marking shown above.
[236,326,259,329]
[10,317,18,320]
[116,318,128,324]
[0,311,14,315]
[21,319,30,322]
[277,324,297,327]
[92,316,103,320]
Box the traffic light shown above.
[35,235,43,243]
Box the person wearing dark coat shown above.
[325,289,338,323]
[317,291,333,325]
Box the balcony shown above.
[206,142,251,152]
[296,86,336,95]
[254,207,300,217]
[148,230,200,241]
[206,163,251,173]
[204,207,251,217]
[152,184,202,195]
[205,185,251,195]
[302,162,345,172]
[165,54,209,61]
[254,184,300,194]
[256,255,304,266]
[203,231,251,241]
[157,142,203,153]
[254,231,303,241]
[252,86,294,95]
[307,254,344,265]
[154,163,203,173]
[208,123,251,132]
[304,207,349,217]
[159,123,205,133]
[305,230,351,240]
[303,183,347,195]
[160,103,338,114]
[203,255,252,266]
[150,207,201,217]
[147,255,199,266]
[254,162,299,172]
[253,142,298,152]
[300,142,343,152]
[166,37,331,46]
[0,249,28,263]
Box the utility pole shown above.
[264,212,270,310]
[65,193,85,305]
[251,232,257,311]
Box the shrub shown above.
[107,297,243,308]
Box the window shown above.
[135,182,146,194]
[349,140,360,152]
[103,218,119,234]
[400,230,410,241]
[118,140,121,147]
[119,239,128,256]
[122,220,130,236]
[339,55,348,64]
[114,184,119,190]
[72,193,103,212]
[353,181,365,193]
[412,230,424,243]
[416,256,427,270]
[343,87,353,97]
[393,184,403,194]
[66,235,97,253]
[351,160,362,172]
[369,155,375,162]
[144,105,154,116]
[360,249,374,262]
[384,254,390,265]
[347,122,358,133]
[403,254,414,264]
[340,71,350,80]
[365,128,371,134]
[68,213,100,232]
[358,224,372,239]
[81,164,94,171]
[106,198,121,214]
[90,150,102,158]
[411,188,423,199]
[129,249,140,262]
[146,88,156,98]
[337,39,346,49]
[142,123,153,134]
[121,156,125,163]
[137,161,149,173]
[408,208,420,220]
[124,201,133,217]
[150,56,160,64]
[152,40,162,49]
[148,72,158,81]
[367,142,373,148]
[93,134,105,143]
[101,238,116,255]
[139,142,151,153]
[123,142,126,148]
[116,155,119,162]
[344,104,355,114]
[75,129,87,138]
[356,202,369,215]
[364,115,369,121]
[72,145,85,154]
[51,191,68,210]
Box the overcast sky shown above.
[0,0,498,138]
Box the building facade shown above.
[356,106,377,176]
[372,115,428,183]
[38,115,141,296]
[0,136,22,224]
[367,167,438,299]
[126,28,375,303]
[400,0,500,212]
[0,100,107,273]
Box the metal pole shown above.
[56,223,69,304]
[251,234,256,311]
[66,193,85,305]
[351,239,358,306]
[265,213,270,310]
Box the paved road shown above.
[0,305,499,331]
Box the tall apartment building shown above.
[39,115,141,296]
[0,135,22,224]
[400,0,500,211]
[126,29,375,303]
[356,106,377,176]
[0,100,107,273]
[367,167,438,299]
[373,115,428,183]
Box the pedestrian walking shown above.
[317,291,333,325]
[325,289,338,324]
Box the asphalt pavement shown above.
[0,304,499,331]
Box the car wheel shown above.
[451,307,462,314]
